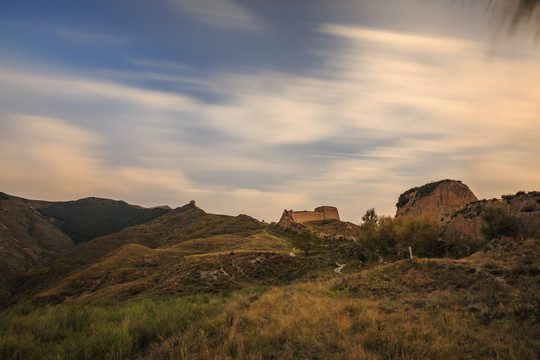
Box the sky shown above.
[1,0,539,223]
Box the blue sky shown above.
[1,0,539,222]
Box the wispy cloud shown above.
[0,114,196,203]
[1,24,539,221]
[130,59,194,73]
[170,0,266,33]
[46,26,125,46]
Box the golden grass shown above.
[6,237,538,359]
[143,239,539,359]
[171,231,290,255]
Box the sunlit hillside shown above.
[0,184,539,359]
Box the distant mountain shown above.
[25,203,308,303]
[0,192,170,306]
[36,197,171,244]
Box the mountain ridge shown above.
[1,181,539,307]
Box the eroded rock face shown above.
[443,200,496,257]
[396,180,478,224]
[444,191,540,257]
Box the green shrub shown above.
[293,229,322,255]
[481,207,522,240]
[358,212,442,259]
[392,216,443,258]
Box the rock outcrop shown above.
[444,191,540,256]
[396,180,478,224]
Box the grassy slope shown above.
[33,230,299,303]
[1,237,537,359]
[304,218,362,238]
[14,204,269,302]
[2,191,539,359]
[26,208,303,303]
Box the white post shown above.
[409,246,413,259]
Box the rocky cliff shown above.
[396,180,478,224]
[444,191,540,256]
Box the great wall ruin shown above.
[278,206,340,231]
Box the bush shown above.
[392,216,443,258]
[481,207,522,240]
[293,229,321,255]
[358,211,443,259]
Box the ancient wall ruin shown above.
[314,206,340,221]
[278,205,340,230]
[291,211,325,223]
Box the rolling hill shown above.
[0,181,538,359]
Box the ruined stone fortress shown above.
[278,206,340,230]
[289,206,340,223]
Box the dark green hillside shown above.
[38,197,171,243]
[67,202,265,261]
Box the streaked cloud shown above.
[0,20,539,222]
[170,0,266,33]
[0,114,196,203]
[322,24,470,52]
[46,26,125,46]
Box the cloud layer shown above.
[1,21,539,222]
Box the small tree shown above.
[293,228,321,255]
[362,208,378,224]
[359,208,379,245]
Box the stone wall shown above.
[291,211,325,223]
[314,206,340,221]
[278,206,340,230]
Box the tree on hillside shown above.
[293,229,322,256]
[360,208,378,238]
[362,208,378,224]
